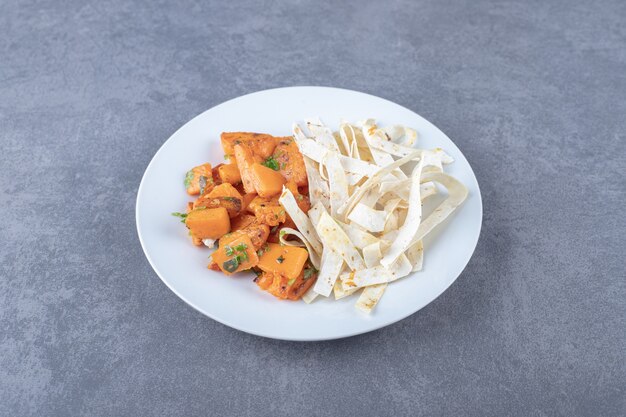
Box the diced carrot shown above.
[241,192,257,212]
[256,243,308,279]
[231,214,257,232]
[273,139,308,187]
[184,163,213,195]
[193,183,243,218]
[221,222,270,250]
[249,163,286,198]
[247,196,286,226]
[207,183,242,200]
[256,268,317,300]
[185,207,230,240]
[267,217,296,243]
[221,132,280,159]
[217,162,241,184]
[211,164,223,186]
[234,144,263,194]
[211,235,259,275]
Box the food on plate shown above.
[173,119,468,312]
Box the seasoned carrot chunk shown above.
[234,144,263,194]
[222,222,270,250]
[247,196,286,226]
[249,163,286,198]
[212,235,259,275]
[217,162,241,184]
[241,192,257,212]
[256,243,308,279]
[184,163,214,195]
[256,268,317,300]
[185,207,230,240]
[231,214,257,232]
[193,183,243,218]
[221,132,280,159]
[273,139,308,187]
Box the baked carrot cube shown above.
[273,139,308,187]
[193,183,243,218]
[256,268,317,300]
[184,163,213,195]
[249,163,286,198]
[221,132,280,159]
[256,243,308,279]
[185,207,230,240]
[217,162,241,184]
[234,144,263,194]
[212,234,259,275]
[246,196,286,226]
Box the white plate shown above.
[136,86,482,341]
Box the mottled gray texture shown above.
[1,0,624,415]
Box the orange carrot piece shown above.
[217,162,241,184]
[185,207,230,240]
[249,163,286,198]
[184,163,213,195]
[212,234,259,275]
[273,139,308,187]
[256,243,308,279]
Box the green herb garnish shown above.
[199,175,208,195]
[184,170,194,189]
[287,278,296,286]
[276,255,285,264]
[256,244,269,257]
[303,266,318,280]
[171,212,188,223]
[222,257,240,273]
[224,245,234,256]
[223,197,239,202]
[234,243,248,252]
[233,243,249,261]
[262,155,280,171]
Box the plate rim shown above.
[135,85,483,341]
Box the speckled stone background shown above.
[1,0,624,415]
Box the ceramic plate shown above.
[136,86,482,341]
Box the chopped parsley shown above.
[222,196,239,202]
[184,170,194,189]
[296,194,304,201]
[222,257,239,273]
[303,266,318,280]
[256,244,270,257]
[262,155,280,171]
[199,175,208,195]
[276,255,285,264]
[171,212,188,223]
[224,245,234,256]
[287,278,296,286]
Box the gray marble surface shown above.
[1,0,625,416]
